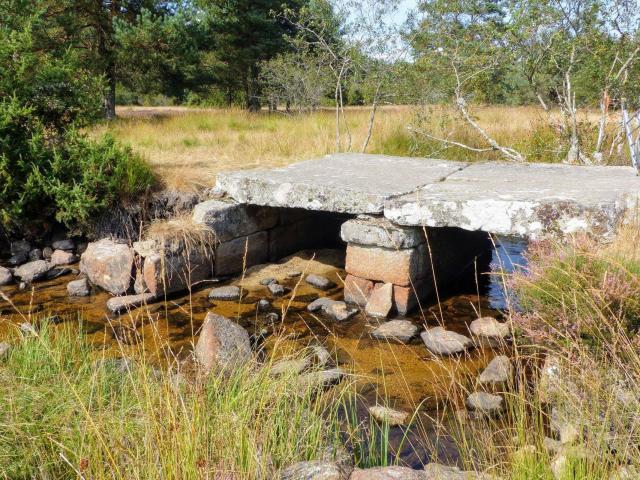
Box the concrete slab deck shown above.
[216,154,640,239]
[216,153,466,214]
[385,161,640,238]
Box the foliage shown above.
[0,321,347,479]
[0,98,155,235]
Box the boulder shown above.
[0,267,12,286]
[478,356,512,385]
[143,250,214,297]
[28,248,43,261]
[209,285,241,301]
[67,278,90,297]
[350,466,424,480]
[13,260,51,283]
[421,327,472,355]
[52,239,75,251]
[106,293,156,314]
[192,199,277,242]
[279,461,349,480]
[194,313,252,374]
[368,405,409,426]
[372,320,418,343]
[50,249,78,266]
[469,317,510,340]
[305,274,336,291]
[365,283,394,318]
[80,239,134,295]
[466,392,504,417]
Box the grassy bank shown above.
[0,322,350,479]
[94,105,628,192]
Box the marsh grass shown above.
[0,320,353,479]
[94,105,629,192]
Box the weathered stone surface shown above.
[344,274,375,307]
[469,317,510,339]
[0,342,11,360]
[391,283,424,316]
[52,239,75,251]
[421,327,472,355]
[106,293,156,314]
[0,267,12,286]
[14,260,51,283]
[268,282,288,297]
[298,368,345,392]
[28,248,43,261]
[215,231,268,276]
[385,161,640,239]
[192,199,277,242]
[350,466,423,480]
[216,153,466,214]
[80,240,134,295]
[257,298,271,311]
[341,216,425,249]
[368,405,409,426]
[195,313,252,374]
[308,298,357,322]
[365,283,394,318]
[67,278,90,297]
[305,274,336,290]
[345,244,426,287]
[466,392,504,417]
[143,250,214,296]
[270,357,311,376]
[371,320,418,343]
[132,240,157,258]
[42,247,53,260]
[423,462,487,479]
[478,355,512,384]
[50,249,78,266]
[208,285,241,301]
[279,460,350,480]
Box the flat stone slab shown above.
[385,161,640,239]
[216,153,466,214]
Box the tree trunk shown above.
[104,62,116,120]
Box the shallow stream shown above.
[0,236,528,466]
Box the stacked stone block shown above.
[341,216,491,316]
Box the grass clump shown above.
[0,321,347,479]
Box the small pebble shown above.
[209,285,241,301]
[257,299,271,312]
[267,283,287,297]
[305,274,336,291]
[259,277,277,286]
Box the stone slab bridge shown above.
[213,153,640,314]
[82,153,640,316]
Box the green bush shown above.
[0,97,155,235]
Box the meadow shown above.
[94,105,628,192]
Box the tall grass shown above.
[0,321,350,479]
[93,105,628,192]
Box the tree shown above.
[199,0,306,110]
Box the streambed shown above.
[0,237,527,466]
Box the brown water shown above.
[0,239,527,466]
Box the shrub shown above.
[0,97,155,236]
